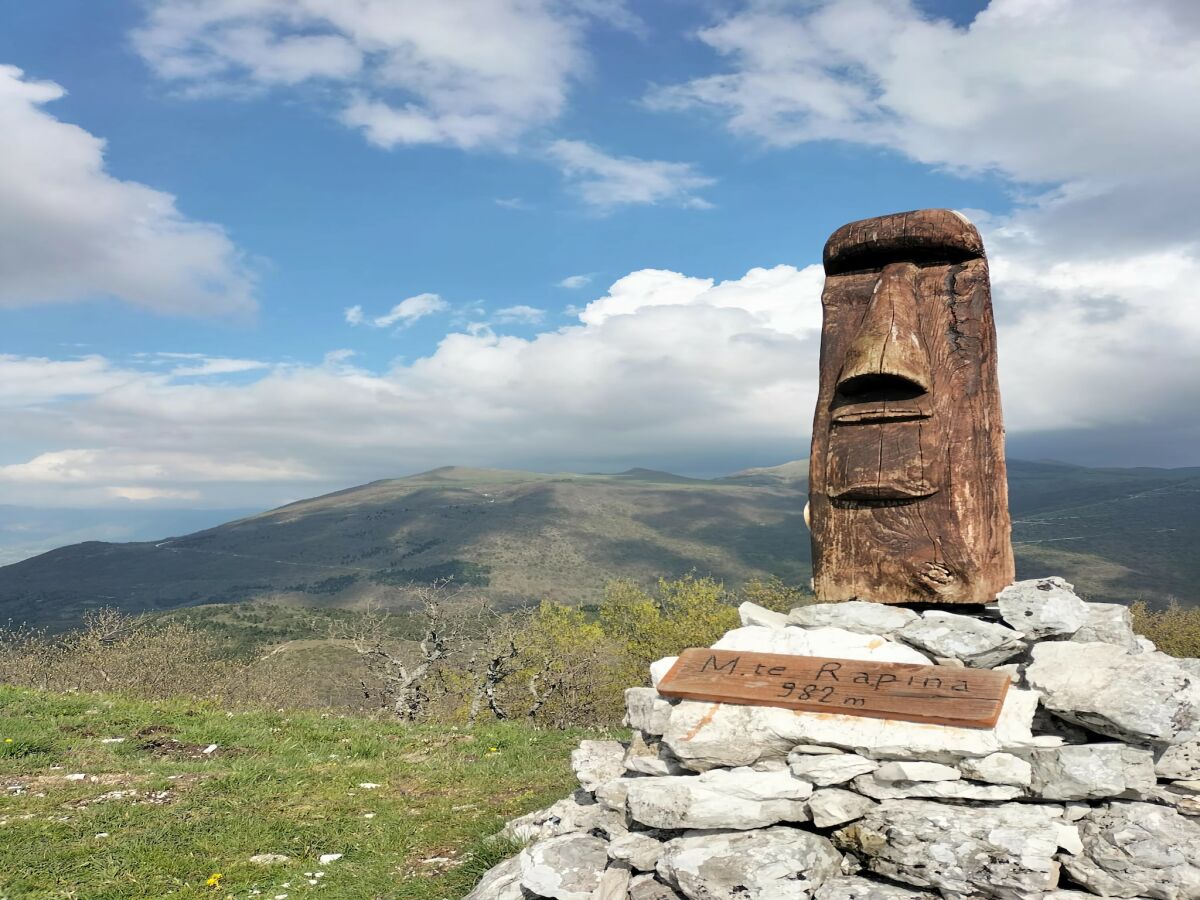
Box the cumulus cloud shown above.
[3,244,1198,508]
[648,0,1200,454]
[0,66,254,314]
[547,140,715,210]
[558,274,593,289]
[346,293,448,329]
[133,0,636,150]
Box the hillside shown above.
[1,460,1198,630]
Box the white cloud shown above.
[348,293,449,329]
[495,197,532,210]
[0,66,254,314]
[547,140,715,210]
[647,0,1200,452]
[108,486,203,502]
[3,244,1199,508]
[167,356,270,377]
[558,274,593,289]
[495,305,546,324]
[133,0,636,150]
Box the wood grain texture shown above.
[809,209,1015,604]
[657,648,1010,729]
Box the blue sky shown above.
[1,0,1198,534]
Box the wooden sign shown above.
[657,648,1010,729]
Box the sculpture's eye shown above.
[837,373,926,402]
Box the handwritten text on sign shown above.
[656,648,1011,729]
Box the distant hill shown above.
[1,460,1197,629]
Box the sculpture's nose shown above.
[837,262,931,397]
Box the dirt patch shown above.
[137,738,241,759]
[133,724,177,738]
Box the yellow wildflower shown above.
[205,873,223,888]
[3,738,12,743]
[487,747,499,753]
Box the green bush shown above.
[1131,599,1200,658]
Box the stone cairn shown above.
[467,578,1200,900]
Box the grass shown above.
[0,686,603,899]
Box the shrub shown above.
[1131,598,1200,658]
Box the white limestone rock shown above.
[871,761,960,783]
[1027,743,1157,800]
[594,776,645,814]
[959,752,1033,787]
[607,832,665,872]
[649,657,677,688]
[792,744,845,755]
[662,688,1041,770]
[1071,602,1141,651]
[625,688,675,736]
[1056,823,1084,855]
[519,834,608,900]
[897,611,1027,667]
[625,767,811,830]
[465,854,524,900]
[571,740,627,792]
[787,602,919,636]
[849,773,1022,802]
[996,577,1089,639]
[501,791,626,843]
[592,862,633,900]
[738,601,790,629]
[1145,783,1200,817]
[788,752,878,786]
[806,788,878,829]
[833,800,1063,900]
[711,625,930,665]
[1063,801,1200,900]
[657,826,842,900]
[1025,642,1200,745]
[812,876,936,900]
[624,731,688,777]
[628,874,684,900]
[1156,741,1200,780]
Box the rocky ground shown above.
[467,578,1200,900]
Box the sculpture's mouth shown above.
[829,483,938,503]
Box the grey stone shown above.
[812,876,937,900]
[465,854,524,900]
[607,832,664,872]
[1136,635,1158,653]
[1072,602,1141,651]
[1141,783,1200,817]
[657,826,842,900]
[625,688,674,736]
[788,752,878,786]
[871,761,959,783]
[502,791,627,843]
[1056,822,1084,855]
[629,874,683,900]
[1032,707,1092,745]
[792,743,845,755]
[1028,743,1157,800]
[959,752,1033,787]
[738,601,790,629]
[624,732,688,777]
[806,788,878,828]
[1156,741,1200,779]
[996,577,1089,639]
[594,776,644,814]
[833,800,1063,900]
[849,772,1022,801]
[1063,801,1200,899]
[787,601,919,636]
[572,740,627,792]
[897,611,1027,667]
[662,688,1041,770]
[248,853,290,865]
[1025,642,1200,745]
[519,834,608,900]
[625,767,811,830]
[592,862,632,900]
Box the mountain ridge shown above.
[1,458,1197,629]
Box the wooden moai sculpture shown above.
[809,209,1014,604]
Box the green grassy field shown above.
[0,687,599,899]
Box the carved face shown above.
[808,209,1014,604]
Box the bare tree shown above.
[334,582,469,721]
